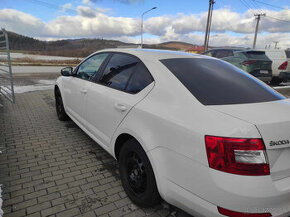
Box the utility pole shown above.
[273,41,279,49]
[203,0,215,52]
[252,13,265,49]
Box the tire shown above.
[55,89,69,121]
[270,77,283,85]
[118,139,161,207]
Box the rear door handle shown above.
[114,103,127,112]
[80,89,87,94]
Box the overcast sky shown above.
[0,0,289,48]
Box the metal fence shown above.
[0,28,15,104]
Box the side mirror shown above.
[61,67,73,76]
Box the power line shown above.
[23,0,76,14]
[239,0,290,24]
[247,0,264,14]
[239,0,252,11]
[248,0,290,23]
[252,0,286,10]
[265,15,290,23]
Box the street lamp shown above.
[140,7,157,48]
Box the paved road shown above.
[0,90,191,217]
[12,66,64,74]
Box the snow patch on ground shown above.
[0,52,78,61]
[14,79,55,94]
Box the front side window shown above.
[99,54,139,91]
[76,53,108,80]
[160,58,285,105]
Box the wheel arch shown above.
[114,133,137,160]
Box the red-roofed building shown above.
[185,45,205,54]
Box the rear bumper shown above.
[278,71,290,81]
[249,70,272,82]
[151,148,290,217]
[163,177,290,217]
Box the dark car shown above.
[203,48,272,82]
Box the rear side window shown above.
[99,54,138,90]
[126,62,153,93]
[215,50,233,58]
[160,58,284,105]
[243,51,268,60]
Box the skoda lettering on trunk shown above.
[269,140,290,146]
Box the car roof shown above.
[206,47,246,51]
[93,48,209,60]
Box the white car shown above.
[264,50,290,85]
[55,49,290,217]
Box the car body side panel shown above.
[111,62,264,216]
[84,82,154,147]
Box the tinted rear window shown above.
[242,51,267,59]
[126,62,153,94]
[160,58,284,105]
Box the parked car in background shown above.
[264,49,290,85]
[55,49,290,217]
[203,48,272,82]
[202,48,243,59]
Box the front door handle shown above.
[114,103,127,112]
[80,89,87,94]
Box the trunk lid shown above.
[241,51,272,76]
[256,60,272,70]
[210,98,290,181]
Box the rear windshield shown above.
[160,58,284,105]
[242,51,267,59]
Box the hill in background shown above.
[8,31,194,57]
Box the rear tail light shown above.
[218,206,272,217]
[278,61,288,70]
[242,60,257,66]
[205,136,270,176]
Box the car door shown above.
[62,53,109,125]
[85,53,154,148]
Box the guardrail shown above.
[0,28,15,104]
